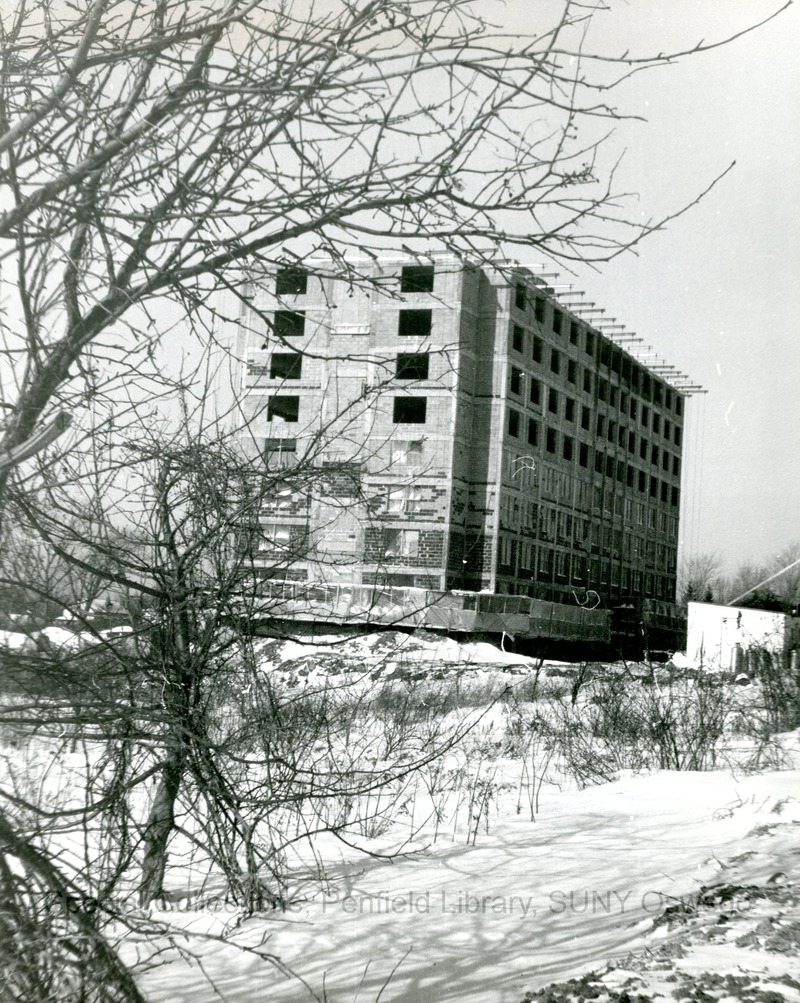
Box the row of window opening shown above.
[276,264,435,297]
[258,352,431,384]
[509,315,683,416]
[274,265,682,414]
[509,365,682,445]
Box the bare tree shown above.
[2,393,479,919]
[678,551,723,604]
[768,542,800,611]
[719,541,800,611]
[0,0,788,483]
[0,2,792,999]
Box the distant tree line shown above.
[679,542,800,613]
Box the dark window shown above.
[579,442,589,467]
[609,387,618,408]
[661,480,669,503]
[384,529,419,559]
[270,353,303,379]
[274,310,306,338]
[396,352,429,380]
[562,435,573,461]
[651,445,659,466]
[605,455,615,478]
[665,388,673,411]
[398,309,433,338]
[618,425,626,447]
[641,405,649,428]
[649,475,658,498]
[641,373,651,400]
[567,359,577,384]
[570,321,580,345]
[664,418,671,440]
[546,427,557,453]
[400,264,434,292]
[671,486,680,507]
[583,370,592,394]
[534,296,545,323]
[630,398,638,420]
[548,388,559,414]
[515,283,526,310]
[529,377,541,406]
[596,415,606,437]
[512,325,525,353]
[628,431,636,453]
[565,397,575,422]
[639,439,648,460]
[607,420,615,443]
[599,341,611,369]
[393,397,427,423]
[581,405,591,430]
[532,335,543,363]
[626,465,634,488]
[638,470,646,492]
[654,382,663,406]
[652,413,661,435]
[275,267,308,295]
[585,330,595,356]
[675,396,684,417]
[267,395,300,423]
[616,460,625,483]
[510,366,523,395]
[598,378,608,402]
[673,456,680,476]
[674,426,682,447]
[553,310,562,335]
[595,451,604,473]
[527,418,539,446]
[550,348,561,375]
[508,409,520,437]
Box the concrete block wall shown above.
[239,254,686,602]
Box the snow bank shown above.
[0,630,33,651]
[39,626,96,651]
[257,630,542,680]
[137,769,800,1003]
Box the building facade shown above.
[237,253,685,606]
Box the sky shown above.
[532,2,800,575]
[229,1,799,581]
[2,1,796,582]
[241,0,800,580]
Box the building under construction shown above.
[235,253,693,640]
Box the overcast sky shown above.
[183,0,800,577]
[536,2,800,575]
[4,2,796,580]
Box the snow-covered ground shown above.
[4,628,799,1003]
[124,633,800,1003]
[132,767,800,1003]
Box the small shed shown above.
[687,601,800,672]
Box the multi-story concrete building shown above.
[236,253,685,606]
